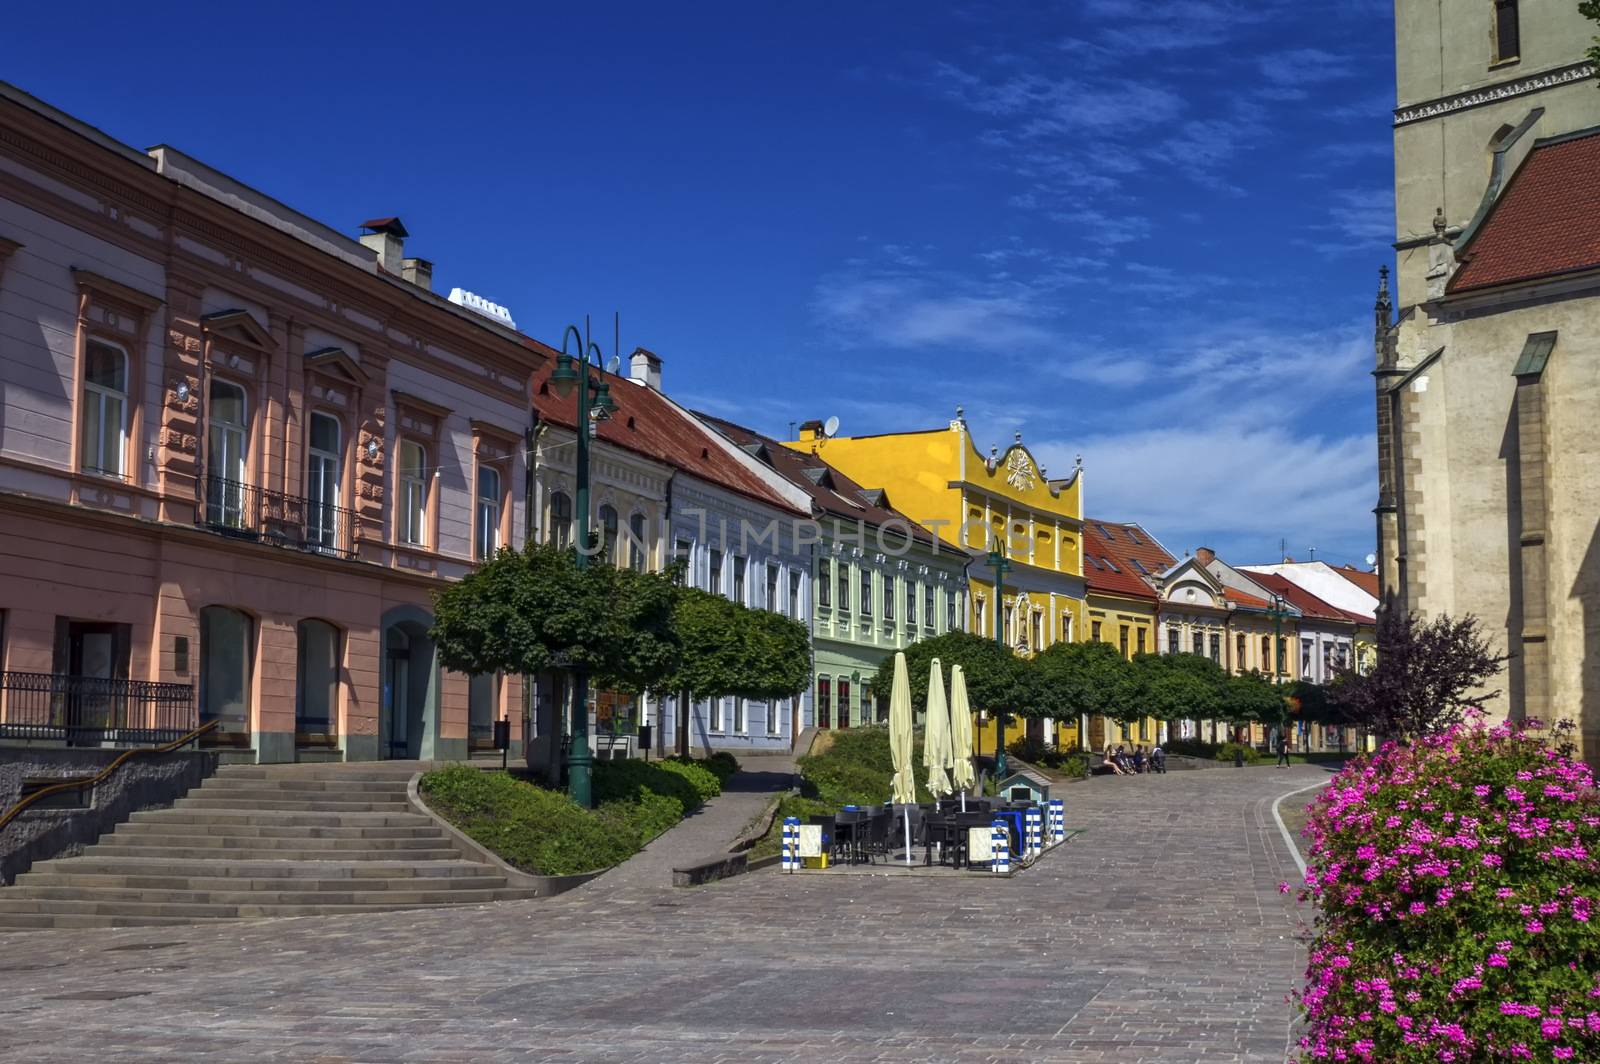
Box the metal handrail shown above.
[0,719,219,835]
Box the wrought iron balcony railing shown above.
[0,672,197,746]
[198,471,356,559]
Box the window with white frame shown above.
[711,696,727,732]
[308,412,342,550]
[733,556,747,603]
[789,570,802,617]
[767,697,783,735]
[398,440,428,546]
[629,513,648,571]
[884,575,896,621]
[837,562,850,613]
[906,582,916,626]
[733,697,746,734]
[818,560,832,608]
[708,549,723,595]
[859,569,872,617]
[550,492,573,549]
[766,562,780,612]
[924,585,934,628]
[81,340,128,478]
[206,379,248,528]
[475,463,501,559]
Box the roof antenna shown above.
[1308,545,1317,561]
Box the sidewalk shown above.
[575,754,794,898]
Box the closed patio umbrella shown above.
[950,664,976,809]
[888,650,916,863]
[923,657,953,798]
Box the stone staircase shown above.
[0,762,543,930]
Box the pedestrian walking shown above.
[1275,730,1290,768]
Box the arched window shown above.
[598,504,619,564]
[199,606,252,733]
[398,440,428,546]
[475,464,501,559]
[307,413,341,550]
[206,380,248,528]
[81,341,128,478]
[628,512,647,571]
[295,619,339,736]
[549,491,572,548]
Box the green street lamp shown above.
[548,318,618,807]
[1265,593,1293,756]
[986,546,1012,780]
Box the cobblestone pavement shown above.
[0,764,1329,1063]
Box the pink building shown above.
[0,83,543,762]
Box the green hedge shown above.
[420,755,730,877]
[1006,736,1089,778]
[1214,741,1261,764]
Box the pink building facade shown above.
[0,83,541,762]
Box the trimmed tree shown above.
[1133,651,1224,731]
[653,587,812,757]
[1035,641,1144,744]
[871,630,1033,721]
[1331,609,1506,741]
[431,543,678,689]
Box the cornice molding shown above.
[1394,62,1594,126]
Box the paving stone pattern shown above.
[0,764,1328,1063]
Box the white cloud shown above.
[812,272,1059,351]
[1032,425,1375,562]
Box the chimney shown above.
[1195,547,1216,567]
[400,257,433,292]
[628,346,663,390]
[359,217,408,275]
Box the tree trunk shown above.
[676,690,690,758]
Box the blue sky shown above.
[5,0,1394,569]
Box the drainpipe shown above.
[662,468,677,759]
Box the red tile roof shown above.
[1332,564,1380,600]
[1248,571,1364,625]
[1221,587,1273,610]
[699,414,946,550]
[1089,519,1177,580]
[524,339,803,515]
[1083,521,1158,601]
[1451,129,1600,293]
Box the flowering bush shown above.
[1292,715,1599,1062]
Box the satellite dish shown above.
[823,415,840,438]
[605,354,621,374]
[1365,553,1377,567]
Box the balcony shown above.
[198,473,356,559]
[0,672,197,746]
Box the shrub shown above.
[1291,716,1600,1062]
[592,757,721,809]
[1006,736,1089,778]
[420,765,641,876]
[1166,738,1223,759]
[1215,742,1260,764]
[704,751,740,784]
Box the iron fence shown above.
[0,672,197,745]
[198,471,356,559]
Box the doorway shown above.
[380,607,437,760]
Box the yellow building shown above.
[786,413,1087,754]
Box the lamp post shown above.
[547,319,618,807]
[1266,593,1292,754]
[986,546,1012,780]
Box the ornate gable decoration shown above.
[1005,448,1037,492]
[200,309,274,352]
[304,346,368,385]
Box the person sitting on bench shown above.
[1132,746,1147,773]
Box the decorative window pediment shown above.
[200,309,275,353]
[393,390,451,442]
[305,346,368,385]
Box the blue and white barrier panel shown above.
[991,818,1010,874]
[1026,806,1043,858]
[781,816,801,872]
[1049,799,1065,844]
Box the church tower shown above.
[1380,0,1600,764]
